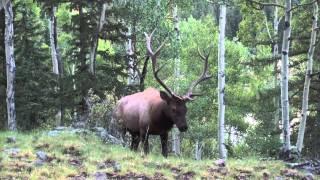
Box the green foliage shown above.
[245,125,282,157]
[14,0,56,129]
[86,89,116,128]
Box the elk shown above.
[113,30,212,157]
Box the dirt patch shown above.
[9,152,31,161]
[63,146,82,156]
[234,173,252,180]
[208,167,228,176]
[280,169,303,179]
[67,172,88,180]
[254,165,266,171]
[233,168,253,180]
[35,143,50,149]
[97,159,116,169]
[93,172,150,179]
[153,172,166,180]
[0,174,29,180]
[6,162,32,173]
[68,158,82,167]
[176,171,196,180]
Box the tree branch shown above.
[289,0,320,12]
[0,0,9,12]
[245,0,285,9]
[246,0,319,12]
[241,49,308,67]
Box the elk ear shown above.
[160,91,171,103]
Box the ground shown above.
[0,130,316,179]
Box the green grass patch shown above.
[0,130,316,179]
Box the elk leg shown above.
[160,133,168,157]
[130,133,140,151]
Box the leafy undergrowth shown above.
[0,131,316,180]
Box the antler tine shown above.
[197,47,206,61]
[184,49,213,100]
[144,30,176,97]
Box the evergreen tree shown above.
[13,0,56,129]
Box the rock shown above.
[94,172,107,180]
[36,151,48,161]
[69,159,82,166]
[72,121,86,129]
[113,162,121,172]
[92,127,105,132]
[47,130,60,137]
[215,159,226,167]
[4,148,20,155]
[55,126,69,131]
[6,136,16,143]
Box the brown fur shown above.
[113,88,188,157]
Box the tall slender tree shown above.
[280,0,292,157]
[48,5,64,126]
[296,1,318,153]
[2,0,16,130]
[218,3,227,159]
[172,4,181,156]
[90,2,107,75]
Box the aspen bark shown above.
[280,0,292,154]
[49,6,63,126]
[296,1,318,153]
[90,3,107,75]
[194,140,202,160]
[0,0,8,11]
[172,4,181,156]
[3,0,16,130]
[218,4,227,159]
[49,6,59,75]
[126,24,139,85]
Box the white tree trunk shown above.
[90,3,107,75]
[49,6,63,126]
[296,2,318,153]
[280,0,292,154]
[172,4,181,156]
[126,25,139,85]
[49,6,59,75]
[3,0,16,130]
[218,4,227,159]
[194,140,202,160]
[0,0,8,11]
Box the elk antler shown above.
[183,48,213,101]
[144,30,181,99]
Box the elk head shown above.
[144,30,212,132]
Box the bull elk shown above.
[113,30,212,157]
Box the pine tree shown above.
[14,0,56,129]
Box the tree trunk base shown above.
[279,147,300,162]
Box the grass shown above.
[0,130,315,179]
